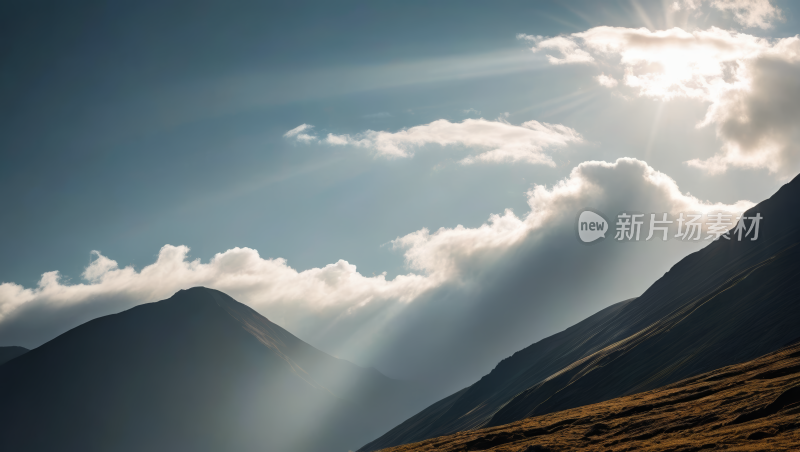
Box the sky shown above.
[1,0,798,392]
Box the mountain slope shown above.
[0,345,27,366]
[361,174,800,451]
[0,287,428,452]
[379,340,800,452]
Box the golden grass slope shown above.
[378,341,800,452]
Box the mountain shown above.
[0,287,431,452]
[361,174,800,451]
[0,345,27,366]
[378,340,800,452]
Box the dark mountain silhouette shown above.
[360,174,800,451]
[0,345,27,366]
[0,287,431,452]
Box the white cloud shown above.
[393,157,752,280]
[0,159,752,381]
[324,118,583,165]
[295,133,317,143]
[324,133,360,146]
[596,74,619,88]
[284,124,317,143]
[0,245,434,322]
[0,158,751,323]
[284,123,313,137]
[526,25,800,176]
[519,33,595,65]
[573,26,771,99]
[536,36,595,65]
[674,0,782,29]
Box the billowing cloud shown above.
[393,157,752,281]
[323,118,583,165]
[0,158,753,386]
[674,0,783,29]
[526,25,800,176]
[0,246,438,331]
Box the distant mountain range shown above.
[360,174,800,451]
[0,287,432,452]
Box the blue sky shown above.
[1,0,798,390]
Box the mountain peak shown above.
[165,286,243,307]
[0,288,425,452]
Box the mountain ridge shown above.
[0,345,28,366]
[360,173,800,451]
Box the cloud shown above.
[0,158,752,386]
[687,56,800,174]
[526,25,800,176]
[284,123,317,143]
[323,118,583,165]
[596,74,619,87]
[536,36,595,65]
[674,0,783,29]
[392,157,752,280]
[0,245,434,322]
[518,33,595,65]
[284,123,313,137]
[294,133,317,143]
